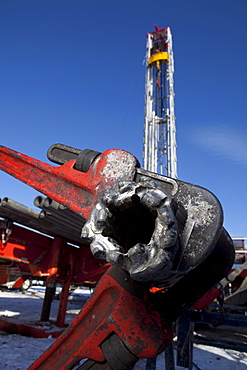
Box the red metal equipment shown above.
[0,144,235,369]
[0,146,138,219]
[0,220,109,330]
[28,266,173,369]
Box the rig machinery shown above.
[143,26,177,178]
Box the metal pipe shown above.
[0,202,85,245]
[44,197,86,225]
[33,195,46,209]
[38,217,82,243]
[34,196,85,229]
[0,198,56,229]
[43,197,60,210]
[39,211,82,237]
[42,204,84,229]
[2,197,40,219]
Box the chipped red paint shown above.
[0,146,138,219]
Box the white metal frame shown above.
[143,27,177,178]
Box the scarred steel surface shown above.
[82,178,180,286]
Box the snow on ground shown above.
[0,286,246,370]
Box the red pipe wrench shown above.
[27,266,173,370]
[0,145,139,219]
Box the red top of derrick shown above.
[146,25,168,41]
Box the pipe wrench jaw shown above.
[83,168,227,289]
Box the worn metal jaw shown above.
[81,167,226,288]
[82,177,180,286]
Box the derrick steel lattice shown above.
[143,26,177,178]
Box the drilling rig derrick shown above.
[143,26,177,178]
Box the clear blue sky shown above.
[0,0,246,238]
